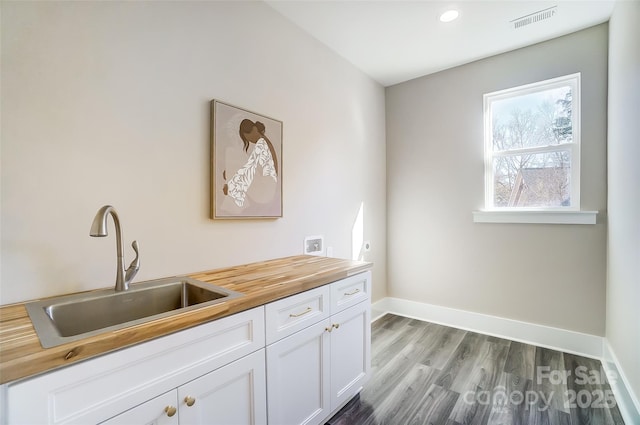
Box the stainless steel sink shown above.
[26,277,243,348]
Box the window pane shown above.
[493,151,571,208]
[492,86,572,151]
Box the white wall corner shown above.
[603,340,640,425]
[371,298,391,322]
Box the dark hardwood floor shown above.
[327,314,624,425]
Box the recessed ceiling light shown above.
[439,9,459,23]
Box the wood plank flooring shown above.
[327,314,624,425]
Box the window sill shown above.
[473,210,598,224]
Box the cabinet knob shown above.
[333,323,340,330]
[184,396,196,407]
[164,406,177,417]
[325,326,333,333]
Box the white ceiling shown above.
[265,0,615,86]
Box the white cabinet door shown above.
[100,390,179,425]
[266,319,331,425]
[178,349,266,425]
[329,300,371,410]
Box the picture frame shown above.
[211,100,283,219]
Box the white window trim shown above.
[477,73,596,224]
[473,210,597,225]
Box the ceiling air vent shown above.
[511,6,557,29]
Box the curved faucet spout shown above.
[90,205,139,291]
[90,205,118,237]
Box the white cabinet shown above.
[266,271,371,425]
[102,349,266,425]
[6,307,265,425]
[4,271,371,425]
[100,391,179,425]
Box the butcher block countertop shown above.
[0,255,372,384]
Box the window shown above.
[475,73,596,224]
[483,73,580,211]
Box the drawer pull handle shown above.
[185,396,196,407]
[165,406,177,417]
[344,288,360,296]
[333,323,340,330]
[289,307,312,318]
[325,326,333,333]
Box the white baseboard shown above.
[373,297,603,357]
[371,297,640,424]
[603,341,640,425]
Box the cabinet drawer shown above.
[265,285,331,344]
[330,271,371,314]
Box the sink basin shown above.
[26,277,243,348]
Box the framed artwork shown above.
[211,100,283,219]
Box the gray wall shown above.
[386,24,608,335]
[0,1,387,304]
[607,0,640,408]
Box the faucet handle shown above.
[125,240,140,284]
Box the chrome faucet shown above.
[90,205,140,291]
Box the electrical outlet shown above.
[304,235,325,256]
